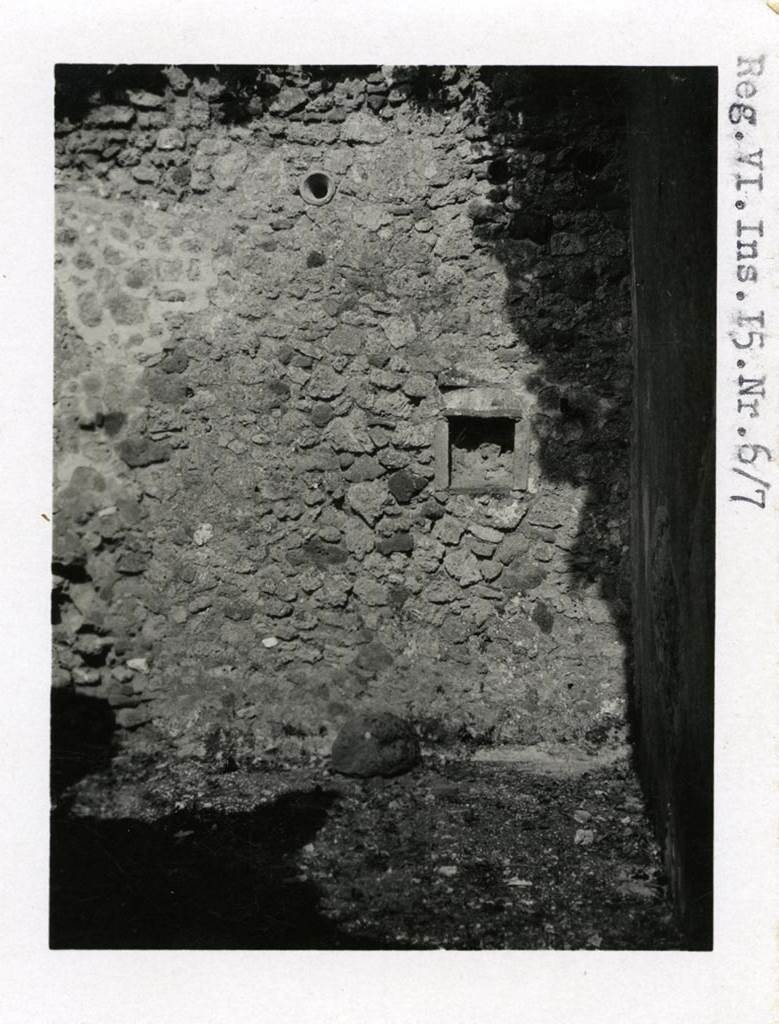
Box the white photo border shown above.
[1,2,777,1022]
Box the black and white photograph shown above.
[49,61,716,952]
[1,3,778,1023]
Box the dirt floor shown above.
[50,743,683,950]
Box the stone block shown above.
[468,522,504,544]
[344,455,384,483]
[352,576,388,606]
[212,147,248,190]
[117,436,171,467]
[340,111,389,144]
[287,537,349,568]
[443,548,482,586]
[77,290,103,327]
[308,364,346,399]
[87,106,135,126]
[128,90,166,109]
[106,288,147,326]
[327,417,375,454]
[433,515,465,545]
[116,706,153,730]
[347,480,387,525]
[270,87,308,115]
[330,711,420,777]
[156,127,185,150]
[387,469,427,504]
[354,640,394,675]
[375,532,414,555]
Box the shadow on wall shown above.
[481,68,632,624]
[403,66,634,729]
[50,788,382,949]
[51,688,117,799]
[55,64,381,125]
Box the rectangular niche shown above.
[434,387,529,493]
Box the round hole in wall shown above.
[306,174,330,200]
[299,169,336,206]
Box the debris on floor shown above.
[51,749,683,949]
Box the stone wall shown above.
[53,66,633,762]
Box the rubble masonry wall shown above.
[53,66,632,761]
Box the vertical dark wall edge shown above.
[626,66,717,949]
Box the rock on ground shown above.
[330,711,420,777]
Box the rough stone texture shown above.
[330,711,421,777]
[388,469,427,504]
[53,65,633,761]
